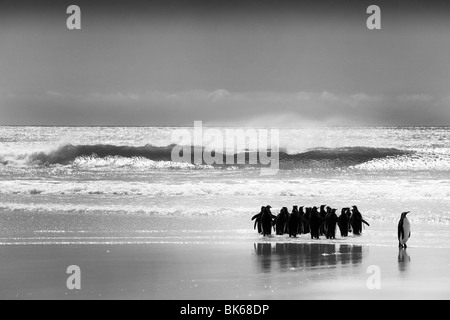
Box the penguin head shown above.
[401,211,410,218]
[352,206,360,214]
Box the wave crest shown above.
[0,144,412,170]
[29,144,176,165]
[280,147,410,169]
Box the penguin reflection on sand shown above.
[398,247,411,272]
[398,211,411,249]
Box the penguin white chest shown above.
[400,218,410,245]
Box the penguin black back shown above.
[310,207,321,239]
[298,206,305,234]
[274,207,289,235]
[288,206,300,237]
[326,209,338,239]
[351,206,370,235]
[261,205,275,236]
[337,208,349,237]
[319,205,327,236]
[303,207,311,234]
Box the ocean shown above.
[1,126,450,248]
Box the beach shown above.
[1,211,450,300]
[1,233,450,300]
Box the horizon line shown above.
[1,124,450,130]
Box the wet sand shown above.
[0,242,449,300]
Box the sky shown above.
[1,0,450,126]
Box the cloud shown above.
[0,89,448,126]
[208,89,231,102]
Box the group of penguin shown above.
[252,205,411,248]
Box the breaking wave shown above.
[0,144,412,170]
[278,147,410,169]
[30,144,177,165]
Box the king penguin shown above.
[398,211,411,248]
[251,206,265,234]
[261,205,276,236]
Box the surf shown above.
[13,144,412,170]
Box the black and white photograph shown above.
[1,0,450,302]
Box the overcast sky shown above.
[1,0,450,126]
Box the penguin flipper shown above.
[362,219,370,226]
[251,213,261,221]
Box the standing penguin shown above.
[251,206,265,234]
[345,207,352,233]
[261,205,276,236]
[350,205,370,235]
[325,209,338,239]
[319,205,328,236]
[298,206,305,234]
[274,207,289,235]
[337,208,349,237]
[288,206,300,237]
[398,211,411,248]
[310,207,321,239]
[303,207,311,234]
